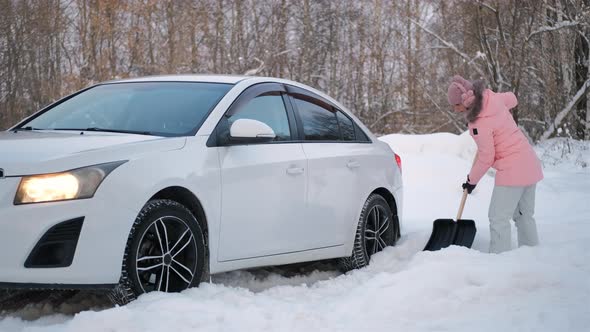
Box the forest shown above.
[0,0,588,141]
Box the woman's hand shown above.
[462,175,476,194]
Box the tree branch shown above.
[425,93,465,133]
[526,20,579,42]
[243,57,264,76]
[409,18,486,78]
[540,79,590,141]
[476,6,498,87]
[476,1,497,13]
[429,119,453,133]
[520,117,545,125]
[369,109,401,129]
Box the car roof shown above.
[108,75,252,85]
[102,75,346,112]
[107,75,371,135]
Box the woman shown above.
[447,75,543,253]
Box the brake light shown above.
[395,153,402,173]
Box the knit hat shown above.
[447,75,475,107]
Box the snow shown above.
[1,133,589,332]
[535,137,589,170]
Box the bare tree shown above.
[0,0,588,141]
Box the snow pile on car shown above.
[1,133,589,332]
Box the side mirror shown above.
[229,118,276,144]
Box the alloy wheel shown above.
[135,216,198,293]
[364,205,390,256]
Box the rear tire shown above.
[109,199,206,305]
[340,194,398,271]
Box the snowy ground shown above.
[1,133,589,332]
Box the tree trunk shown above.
[586,56,590,140]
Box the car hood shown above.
[0,130,186,176]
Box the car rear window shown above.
[293,97,340,141]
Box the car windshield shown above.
[19,82,233,136]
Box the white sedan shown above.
[0,75,403,304]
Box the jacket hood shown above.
[0,130,186,176]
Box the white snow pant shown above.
[488,184,539,253]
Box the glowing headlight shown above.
[14,161,126,205]
[18,173,80,203]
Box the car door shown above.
[213,83,311,262]
[287,86,367,247]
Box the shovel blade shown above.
[423,219,456,251]
[452,219,476,248]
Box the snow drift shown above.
[1,133,588,332]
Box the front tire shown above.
[109,199,206,305]
[341,194,398,271]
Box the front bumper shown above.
[0,177,138,286]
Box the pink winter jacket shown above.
[468,89,543,186]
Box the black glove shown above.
[462,176,476,194]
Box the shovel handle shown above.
[456,189,468,220]
[456,152,477,220]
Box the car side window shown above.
[226,93,291,141]
[354,123,371,142]
[293,97,340,141]
[336,111,355,141]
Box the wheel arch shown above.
[371,188,397,214]
[149,186,209,244]
[145,186,210,278]
[369,187,400,240]
[340,187,401,271]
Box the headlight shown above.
[14,161,126,205]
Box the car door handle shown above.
[347,160,360,169]
[286,167,305,175]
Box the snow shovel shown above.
[423,189,477,251]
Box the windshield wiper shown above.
[53,127,154,136]
[13,126,45,131]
